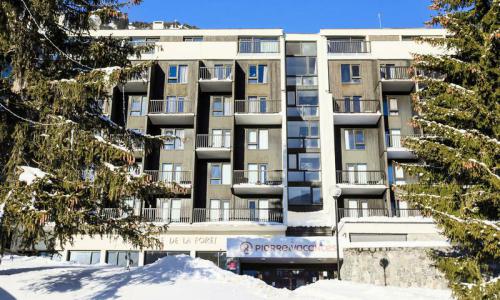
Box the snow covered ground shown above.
[0,255,452,300]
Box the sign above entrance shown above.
[227,237,337,259]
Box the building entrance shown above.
[240,263,337,290]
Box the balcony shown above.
[380,66,415,92]
[336,170,386,195]
[148,99,194,125]
[143,170,192,191]
[198,66,233,92]
[327,40,370,54]
[238,38,280,54]
[337,208,423,220]
[386,133,421,159]
[233,170,283,195]
[195,134,231,159]
[192,208,283,223]
[141,207,191,223]
[122,69,149,93]
[333,99,381,125]
[234,99,281,125]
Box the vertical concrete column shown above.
[279,34,288,226]
[100,249,107,264]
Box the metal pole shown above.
[334,196,341,280]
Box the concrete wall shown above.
[386,95,415,134]
[340,128,382,170]
[329,60,379,100]
[341,247,448,289]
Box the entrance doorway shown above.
[240,263,337,290]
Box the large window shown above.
[288,153,321,182]
[247,129,268,150]
[165,96,186,113]
[209,199,230,221]
[129,95,147,116]
[211,129,231,148]
[161,129,185,150]
[160,163,183,183]
[210,163,231,185]
[286,42,317,56]
[196,251,227,269]
[68,251,101,265]
[286,57,317,76]
[247,163,268,184]
[287,90,319,117]
[212,97,231,116]
[168,65,188,84]
[144,251,190,265]
[106,251,139,267]
[288,187,322,205]
[341,64,361,83]
[248,65,268,84]
[287,121,320,148]
[345,129,365,150]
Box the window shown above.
[196,251,227,269]
[345,129,365,150]
[288,153,321,182]
[389,98,399,115]
[247,129,268,150]
[248,65,268,84]
[390,129,402,147]
[287,121,319,149]
[161,163,183,182]
[210,163,231,185]
[288,187,322,205]
[248,199,271,221]
[247,96,268,113]
[347,163,368,184]
[342,96,362,113]
[106,251,139,267]
[286,57,317,76]
[247,163,268,184]
[285,42,317,56]
[288,154,297,169]
[161,129,185,150]
[165,96,185,113]
[299,153,320,170]
[211,129,231,148]
[184,36,203,42]
[68,251,101,265]
[144,251,190,265]
[212,97,231,116]
[340,64,361,83]
[394,165,405,180]
[210,200,230,221]
[129,95,147,116]
[168,65,188,83]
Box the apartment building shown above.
[36,26,448,290]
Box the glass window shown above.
[341,64,351,83]
[288,187,311,204]
[395,165,404,179]
[287,91,296,106]
[312,188,322,204]
[168,65,178,83]
[345,129,365,150]
[287,121,319,137]
[129,96,146,116]
[106,251,139,267]
[341,64,361,83]
[301,42,317,56]
[168,65,188,83]
[248,65,268,84]
[178,65,188,83]
[351,65,360,81]
[222,164,232,185]
[68,251,101,265]
[247,129,268,150]
[286,57,317,76]
[210,164,221,184]
[297,90,318,105]
[213,98,224,116]
[184,36,203,42]
[288,154,297,169]
[162,129,184,150]
[299,153,320,170]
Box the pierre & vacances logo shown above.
[239,240,335,255]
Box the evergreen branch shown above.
[0,102,70,127]
[418,119,500,146]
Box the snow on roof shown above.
[287,210,333,227]
[18,166,50,186]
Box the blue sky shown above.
[124,0,436,33]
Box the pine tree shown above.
[0,1,174,257]
[396,0,499,298]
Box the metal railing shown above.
[129,40,157,54]
[233,170,283,185]
[234,100,281,114]
[380,66,413,80]
[338,208,389,218]
[336,170,386,185]
[143,170,192,185]
[239,39,279,53]
[141,208,191,223]
[386,134,424,148]
[196,134,231,149]
[394,208,422,217]
[192,208,283,223]
[287,105,319,117]
[333,99,380,113]
[327,40,371,53]
[199,66,233,81]
[288,170,322,182]
[149,99,192,114]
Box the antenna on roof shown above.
[378,13,383,29]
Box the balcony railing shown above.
[149,99,192,114]
[233,170,283,185]
[196,134,231,149]
[338,208,389,219]
[142,208,190,223]
[327,40,371,53]
[386,134,423,148]
[192,208,283,223]
[143,170,192,185]
[234,100,281,114]
[129,40,156,54]
[336,170,386,185]
[394,208,422,217]
[333,99,380,113]
[239,39,279,53]
[199,66,233,81]
[380,66,413,80]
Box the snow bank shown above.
[18,166,49,185]
[0,255,452,300]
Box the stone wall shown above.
[340,247,449,289]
